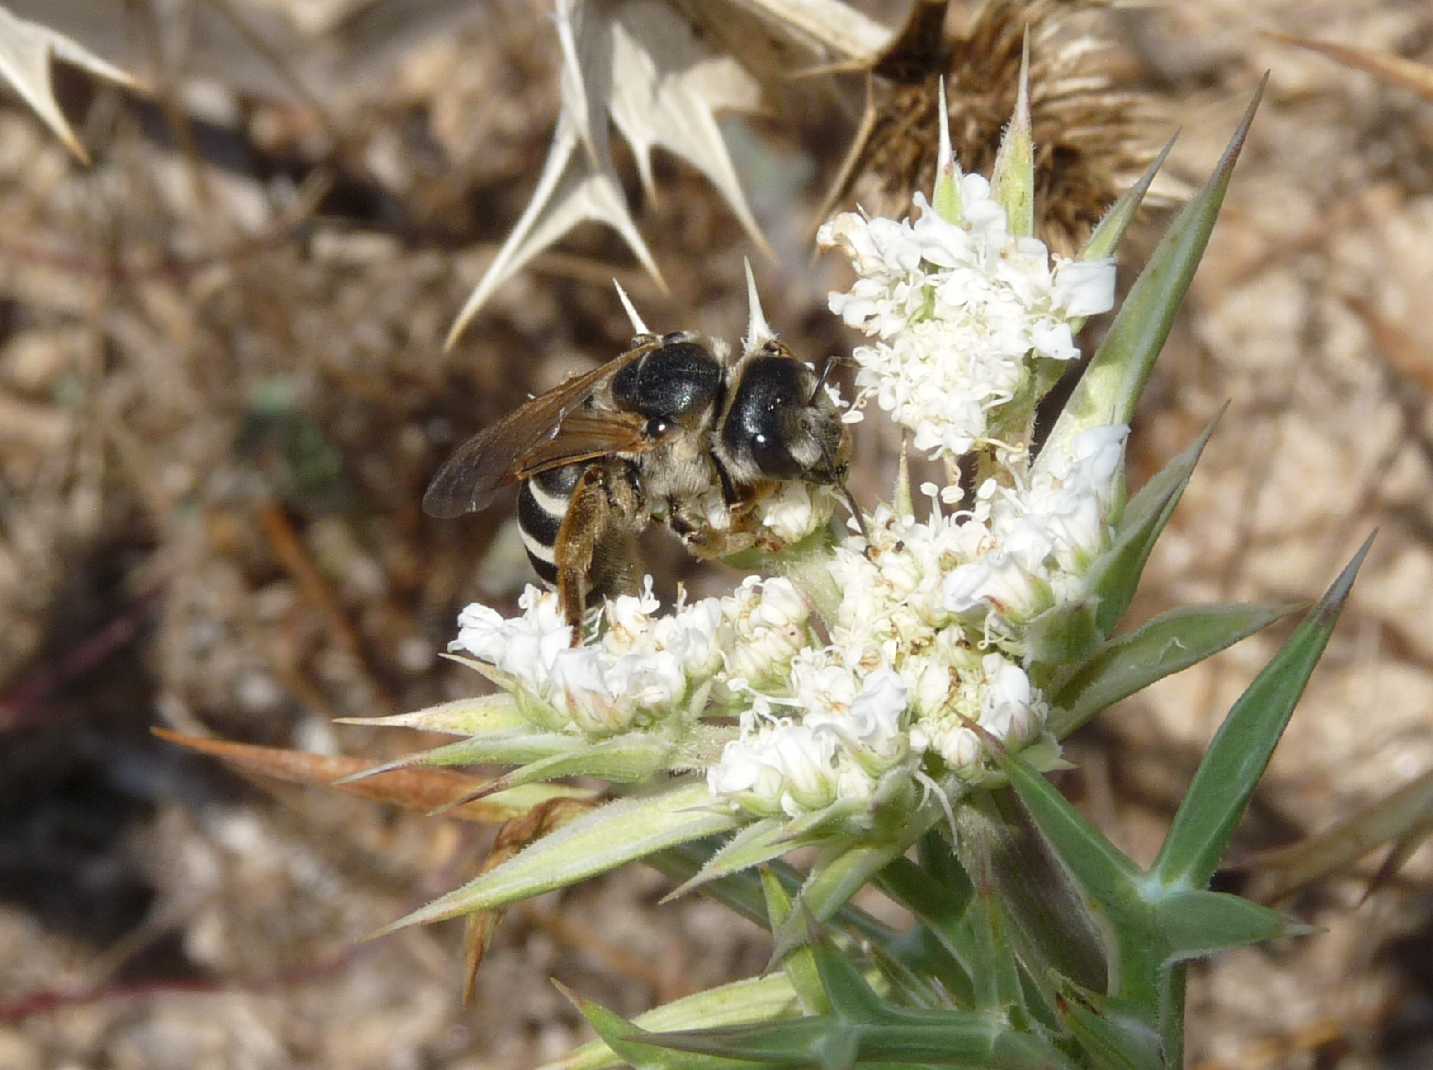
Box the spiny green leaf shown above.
[955,791,1112,998]
[1084,412,1222,639]
[990,33,1033,238]
[376,781,741,931]
[854,1013,1079,1068]
[638,1017,851,1066]
[875,857,973,936]
[1160,968,1189,1069]
[1022,597,1103,671]
[1078,133,1177,265]
[1055,983,1163,1070]
[761,869,828,1016]
[1044,78,1264,459]
[561,983,771,1070]
[647,842,770,929]
[646,845,899,946]
[334,731,578,785]
[439,653,539,711]
[664,819,791,903]
[931,77,963,225]
[1049,601,1299,737]
[770,809,938,964]
[1115,406,1223,541]
[864,940,947,1011]
[981,758,1179,1022]
[918,827,974,900]
[873,857,975,1001]
[1152,890,1310,962]
[334,693,528,736]
[480,731,676,793]
[544,974,803,1070]
[807,935,886,1024]
[647,1013,1080,1070]
[961,890,1024,1014]
[881,927,977,1011]
[1153,534,1373,889]
[769,799,867,846]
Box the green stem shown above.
[1160,963,1187,1067]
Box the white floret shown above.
[820,181,1116,462]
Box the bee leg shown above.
[552,464,641,643]
[551,467,608,639]
[679,481,768,560]
[590,528,640,604]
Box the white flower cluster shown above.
[943,424,1129,632]
[451,576,812,737]
[794,429,1126,782]
[447,433,1121,808]
[907,649,1049,778]
[445,481,1112,818]
[821,512,1056,779]
[818,176,1115,460]
[706,653,914,819]
[453,580,724,735]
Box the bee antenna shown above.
[612,278,651,338]
[808,354,850,405]
[743,257,776,352]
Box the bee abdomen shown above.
[517,465,582,587]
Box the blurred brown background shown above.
[1,1,1431,1066]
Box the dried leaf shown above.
[463,796,596,1002]
[1241,767,1433,904]
[446,112,660,348]
[152,729,594,823]
[1267,31,1433,101]
[703,0,889,64]
[449,0,771,344]
[1363,816,1433,905]
[1342,295,1433,392]
[0,2,141,162]
[603,0,767,243]
[820,0,1179,254]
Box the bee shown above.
[423,267,863,638]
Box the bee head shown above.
[717,351,850,485]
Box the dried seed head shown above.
[825,0,1178,255]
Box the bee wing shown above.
[514,410,649,478]
[422,341,657,518]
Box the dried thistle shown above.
[824,0,1177,254]
[446,0,889,346]
[0,2,145,163]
